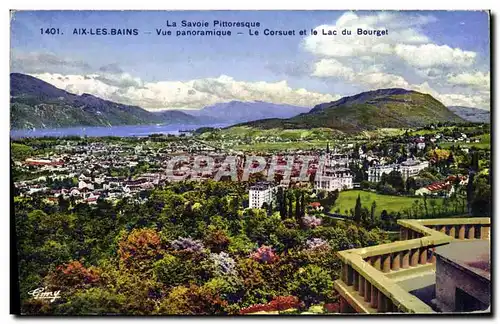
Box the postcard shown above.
[10,10,491,315]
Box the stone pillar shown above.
[440,225,446,233]
[342,264,348,282]
[468,226,475,239]
[419,247,427,265]
[377,293,387,313]
[346,265,354,286]
[370,285,378,308]
[481,225,490,240]
[458,225,465,240]
[430,247,436,264]
[371,256,381,270]
[352,271,359,291]
[410,248,419,266]
[382,254,391,273]
[392,252,401,271]
[364,280,371,302]
[449,225,456,238]
[401,250,410,268]
[359,276,365,297]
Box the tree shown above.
[287,265,334,307]
[117,228,163,270]
[386,171,405,193]
[354,194,362,224]
[406,177,417,193]
[295,191,301,221]
[370,201,377,224]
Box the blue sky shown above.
[10,10,491,110]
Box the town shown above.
[12,122,490,222]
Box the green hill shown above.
[239,88,465,133]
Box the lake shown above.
[10,123,230,139]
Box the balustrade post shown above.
[410,248,419,266]
[458,225,465,239]
[359,276,365,297]
[392,252,401,271]
[377,293,387,313]
[481,225,490,240]
[419,247,427,265]
[371,256,381,270]
[346,265,354,286]
[430,247,436,263]
[370,285,378,309]
[401,250,410,268]
[468,226,475,239]
[449,225,456,238]
[364,280,371,302]
[352,271,359,291]
[382,254,391,273]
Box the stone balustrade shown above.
[334,217,490,314]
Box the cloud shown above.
[99,63,124,74]
[412,82,490,109]
[303,12,489,109]
[394,44,476,68]
[303,12,432,59]
[31,72,340,109]
[311,59,355,79]
[11,51,91,73]
[312,58,410,89]
[447,71,490,90]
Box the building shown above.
[416,182,454,197]
[416,175,467,197]
[314,167,353,192]
[400,159,429,179]
[249,182,277,209]
[368,159,429,182]
[367,164,397,183]
[416,139,426,150]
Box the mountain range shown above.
[448,106,490,124]
[10,73,200,129]
[238,88,467,132]
[184,101,310,124]
[11,73,484,132]
[10,73,311,129]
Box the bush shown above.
[288,265,334,307]
[302,215,322,229]
[46,260,100,290]
[118,228,163,270]
[250,245,279,264]
[153,254,195,287]
[239,296,303,314]
[156,284,229,315]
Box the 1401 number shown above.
[40,28,62,35]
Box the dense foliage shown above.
[14,180,389,315]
